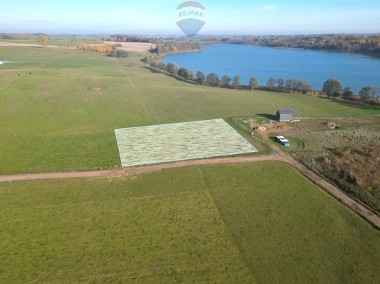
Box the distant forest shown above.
[222,35,380,54]
[2,33,380,54]
[104,35,204,54]
[104,34,380,55]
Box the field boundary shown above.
[1,152,379,229]
[260,134,380,230]
[0,155,279,183]
[114,119,258,167]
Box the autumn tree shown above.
[286,79,297,92]
[206,73,220,86]
[249,77,258,90]
[149,61,159,68]
[342,87,354,101]
[196,71,206,84]
[359,86,375,103]
[157,62,167,71]
[111,49,128,58]
[221,75,231,87]
[276,78,284,88]
[266,77,276,87]
[166,63,179,76]
[178,68,192,80]
[37,35,48,48]
[298,81,312,94]
[232,75,241,89]
[142,56,152,63]
[323,79,342,98]
[78,43,114,54]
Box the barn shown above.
[276,109,294,122]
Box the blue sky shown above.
[1,0,379,34]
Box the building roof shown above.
[277,109,293,115]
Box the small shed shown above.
[276,109,294,122]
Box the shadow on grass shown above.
[144,66,162,74]
[270,137,278,143]
[257,113,277,120]
[143,67,201,85]
[320,97,380,113]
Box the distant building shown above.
[276,109,294,122]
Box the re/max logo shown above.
[178,10,204,18]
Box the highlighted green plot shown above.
[115,119,258,167]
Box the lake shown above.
[164,44,380,94]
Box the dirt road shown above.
[0,155,281,183]
[262,134,380,229]
[0,42,59,48]
[0,146,379,229]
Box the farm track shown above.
[1,147,379,229]
[0,154,281,183]
[261,134,380,229]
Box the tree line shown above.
[223,35,380,54]
[149,42,203,54]
[103,35,159,44]
[147,60,380,105]
[322,79,379,104]
[102,35,205,54]
[77,43,128,58]
[148,61,312,92]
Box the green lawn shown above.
[0,46,379,174]
[1,162,379,282]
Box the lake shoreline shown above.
[251,44,380,58]
[162,43,380,59]
[157,47,206,62]
[163,44,380,94]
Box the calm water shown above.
[164,45,380,94]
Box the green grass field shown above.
[1,162,379,282]
[1,46,379,174]
[1,42,380,284]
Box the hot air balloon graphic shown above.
[176,1,206,37]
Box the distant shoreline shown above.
[159,43,380,96]
[158,47,206,62]
[264,45,380,57]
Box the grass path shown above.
[113,57,159,122]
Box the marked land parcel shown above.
[115,119,258,167]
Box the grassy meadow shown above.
[1,46,379,174]
[277,116,380,213]
[1,40,380,284]
[1,162,379,282]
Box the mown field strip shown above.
[115,119,258,167]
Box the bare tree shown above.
[266,77,276,87]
